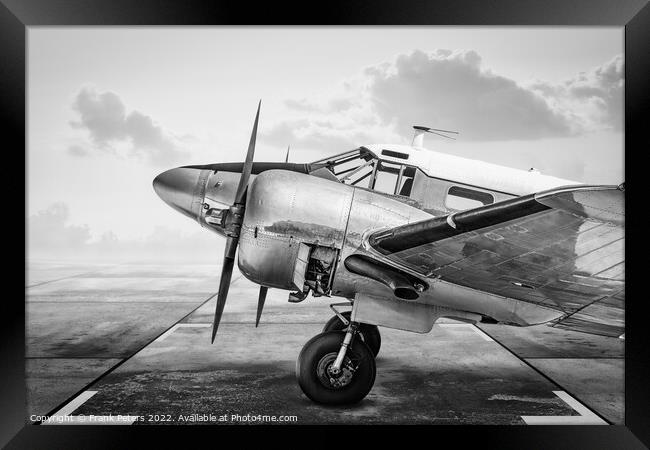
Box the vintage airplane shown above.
[153,101,624,405]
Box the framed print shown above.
[3,0,649,447]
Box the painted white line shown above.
[42,319,215,426]
[43,390,138,425]
[437,323,493,341]
[521,391,607,425]
[156,323,211,342]
[47,391,97,418]
[553,390,608,422]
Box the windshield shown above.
[311,147,415,197]
[311,148,375,187]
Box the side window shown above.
[445,186,494,211]
[372,161,401,194]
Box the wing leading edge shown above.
[367,184,624,337]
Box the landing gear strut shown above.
[296,325,376,405]
[323,311,381,357]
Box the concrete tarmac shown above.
[26,261,623,425]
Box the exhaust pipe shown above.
[344,255,426,300]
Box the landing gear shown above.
[296,328,376,405]
[323,311,381,357]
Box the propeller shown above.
[255,286,268,327]
[211,100,261,343]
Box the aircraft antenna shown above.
[412,125,459,147]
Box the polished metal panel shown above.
[536,184,624,226]
[237,170,354,289]
[155,162,318,236]
[329,185,547,326]
[153,166,254,237]
[332,186,432,299]
[352,292,482,333]
[154,158,623,335]
[364,185,624,335]
[153,167,211,223]
[421,279,564,326]
[202,171,242,209]
[198,171,253,236]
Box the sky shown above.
[27,27,624,262]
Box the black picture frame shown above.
[3,0,648,447]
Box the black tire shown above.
[322,311,381,357]
[296,331,376,405]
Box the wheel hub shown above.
[316,352,356,389]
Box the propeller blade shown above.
[255,286,268,327]
[285,145,290,163]
[211,250,235,343]
[234,100,261,205]
[211,101,262,343]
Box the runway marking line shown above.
[156,323,211,342]
[521,391,608,425]
[439,323,608,425]
[437,323,494,341]
[475,323,613,425]
[26,264,120,289]
[47,390,96,417]
[37,289,609,426]
[37,283,231,425]
[42,390,139,425]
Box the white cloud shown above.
[367,49,574,141]
[70,87,190,166]
[527,54,623,132]
[266,49,623,150]
[67,144,90,157]
[262,79,403,153]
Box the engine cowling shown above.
[237,170,354,290]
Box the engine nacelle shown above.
[237,170,354,291]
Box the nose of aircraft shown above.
[153,167,206,220]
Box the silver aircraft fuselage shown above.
[154,164,564,332]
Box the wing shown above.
[367,184,625,338]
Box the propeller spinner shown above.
[211,100,263,343]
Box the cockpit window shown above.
[311,148,375,188]
[310,148,415,197]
